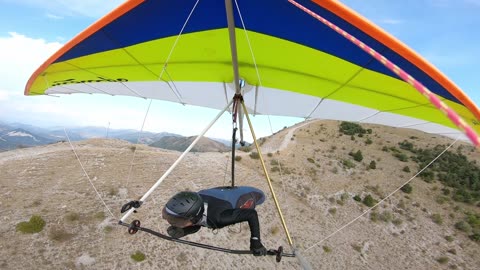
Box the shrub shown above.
[353,195,362,202]
[399,140,415,152]
[235,156,242,161]
[351,244,362,252]
[16,215,46,234]
[342,159,355,169]
[239,145,252,152]
[307,157,315,163]
[49,227,74,242]
[131,251,146,262]
[370,212,379,222]
[368,160,376,170]
[392,218,403,226]
[65,212,80,222]
[436,257,449,264]
[379,211,393,223]
[435,196,449,204]
[454,221,472,233]
[328,208,337,215]
[362,195,377,207]
[270,226,280,236]
[341,193,350,202]
[349,150,363,162]
[412,145,480,204]
[339,121,367,136]
[249,152,260,159]
[393,152,408,162]
[400,184,413,194]
[322,246,332,253]
[445,235,454,242]
[431,214,443,225]
[402,166,411,173]
[365,138,373,145]
[470,233,480,242]
[104,226,113,233]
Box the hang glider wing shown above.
[25,0,480,142]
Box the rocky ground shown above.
[0,120,479,269]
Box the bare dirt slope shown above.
[1,120,479,270]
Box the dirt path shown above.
[261,120,317,153]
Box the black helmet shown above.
[163,191,204,227]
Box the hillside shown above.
[149,135,230,152]
[0,120,479,270]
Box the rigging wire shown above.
[304,137,460,252]
[63,128,116,219]
[158,0,200,81]
[125,99,153,189]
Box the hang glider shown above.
[25,0,480,144]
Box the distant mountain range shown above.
[0,121,233,152]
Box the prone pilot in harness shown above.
[162,186,268,256]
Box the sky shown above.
[0,0,479,141]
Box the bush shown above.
[470,233,480,242]
[65,212,80,222]
[342,159,355,169]
[431,214,443,225]
[239,145,252,152]
[379,211,393,223]
[393,152,408,162]
[412,145,480,204]
[362,195,377,207]
[392,218,403,226]
[131,251,146,262]
[455,221,472,233]
[353,195,362,202]
[368,160,376,170]
[322,246,332,253]
[307,157,315,163]
[249,152,260,159]
[339,121,367,136]
[399,140,415,152]
[436,257,449,264]
[49,227,74,242]
[349,150,363,162]
[400,184,413,194]
[234,156,242,161]
[16,215,46,234]
[370,212,379,222]
[270,226,280,236]
[402,166,411,173]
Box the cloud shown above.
[380,19,403,25]
[46,13,64,20]
[0,32,63,92]
[4,0,125,18]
